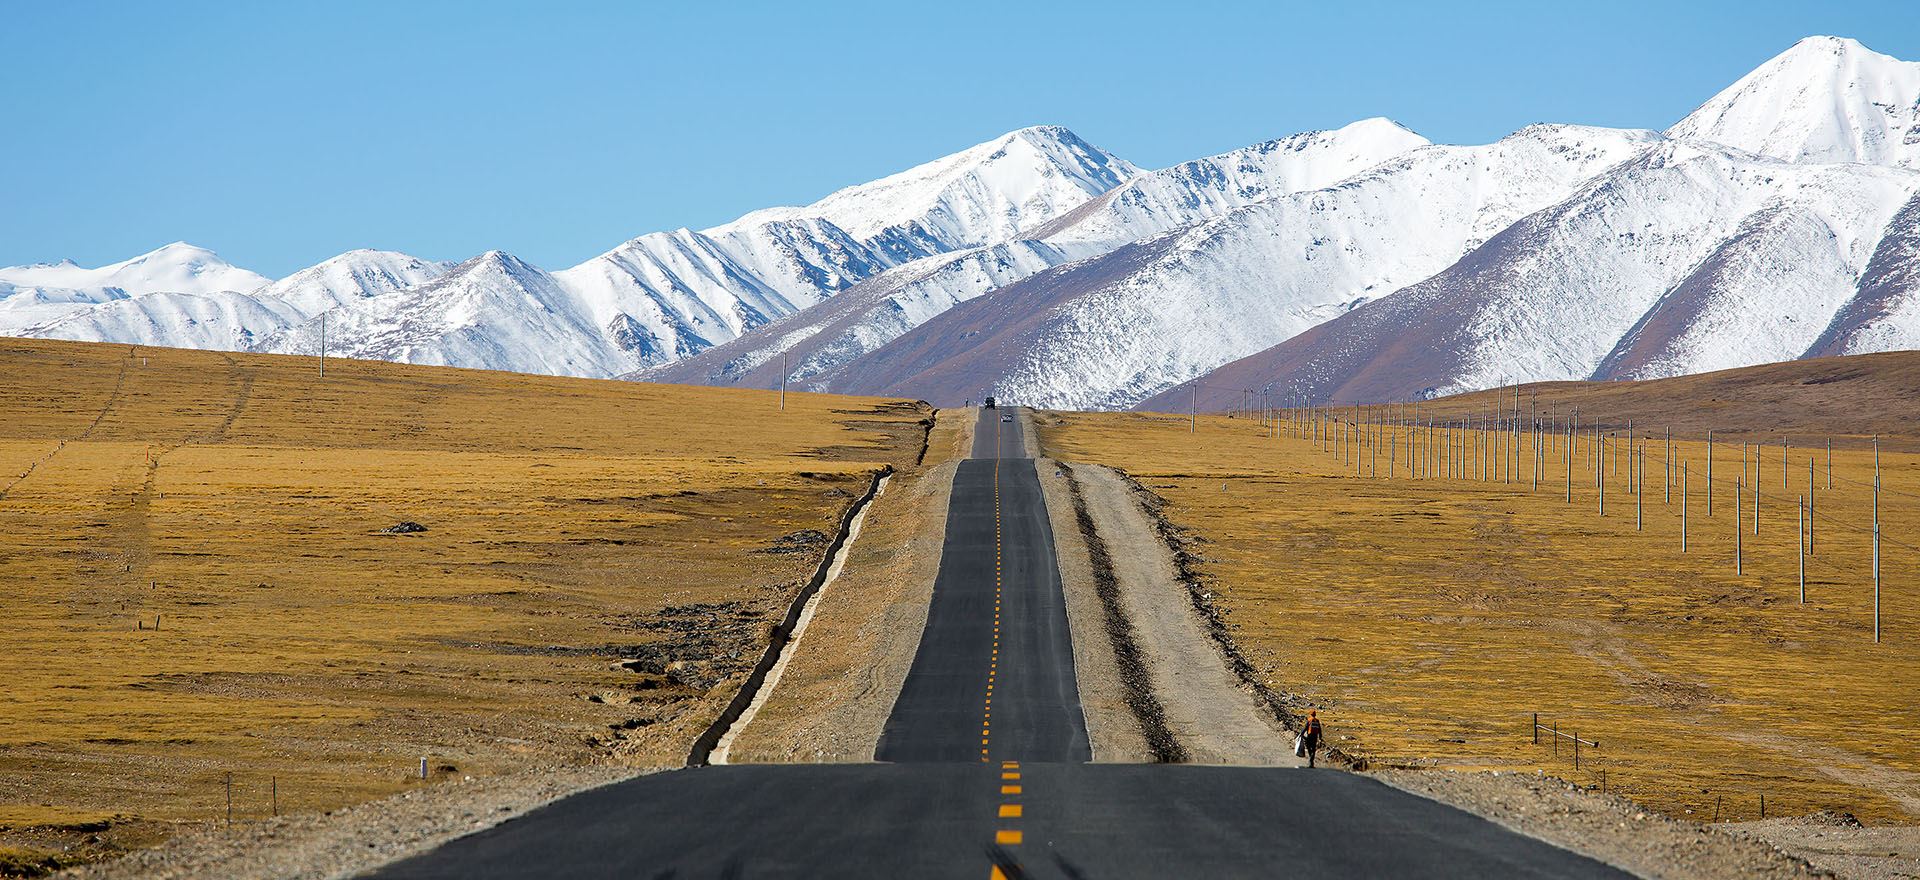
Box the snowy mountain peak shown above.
[0,241,270,297]
[119,242,243,276]
[455,250,544,281]
[1668,35,1920,167]
[253,248,449,317]
[1028,117,1431,245]
[729,125,1140,250]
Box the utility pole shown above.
[1190,382,1196,435]
[1808,457,1815,556]
[1712,432,1728,514]
[319,312,327,378]
[780,351,787,411]
[1874,436,1881,643]
[1565,419,1572,503]
[1736,477,1743,576]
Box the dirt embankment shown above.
[717,409,974,762]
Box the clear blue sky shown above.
[5,0,1916,277]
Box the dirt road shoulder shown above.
[719,409,973,762]
[1036,450,1300,765]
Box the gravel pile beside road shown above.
[1374,768,1827,879]
[59,765,650,880]
[1727,813,1920,880]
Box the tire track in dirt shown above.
[0,440,67,501]
[101,355,250,573]
[199,355,255,443]
[77,352,135,440]
[4,349,137,501]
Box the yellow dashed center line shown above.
[984,416,1025,875]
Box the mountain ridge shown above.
[6,34,1919,405]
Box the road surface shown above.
[875,409,1090,763]
[369,408,1629,879]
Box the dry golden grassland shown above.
[0,338,925,867]
[1039,370,1920,826]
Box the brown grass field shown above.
[1039,353,1920,825]
[0,338,926,871]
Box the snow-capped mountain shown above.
[1147,37,1920,412]
[789,124,1659,408]
[8,35,1920,405]
[532,126,1143,372]
[259,251,629,377]
[1028,117,1431,245]
[1163,141,1918,409]
[25,291,304,351]
[4,127,1139,376]
[1669,36,1920,168]
[0,242,272,335]
[255,250,451,316]
[646,118,1431,390]
[0,241,269,299]
[4,246,445,355]
[737,125,1140,252]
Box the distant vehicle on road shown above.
[983,396,996,408]
[1001,415,1013,422]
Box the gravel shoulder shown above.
[57,765,652,880]
[717,409,973,762]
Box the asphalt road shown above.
[875,408,1090,763]
[369,407,1630,879]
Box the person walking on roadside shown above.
[1302,709,1324,768]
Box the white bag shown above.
[1293,734,1306,757]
